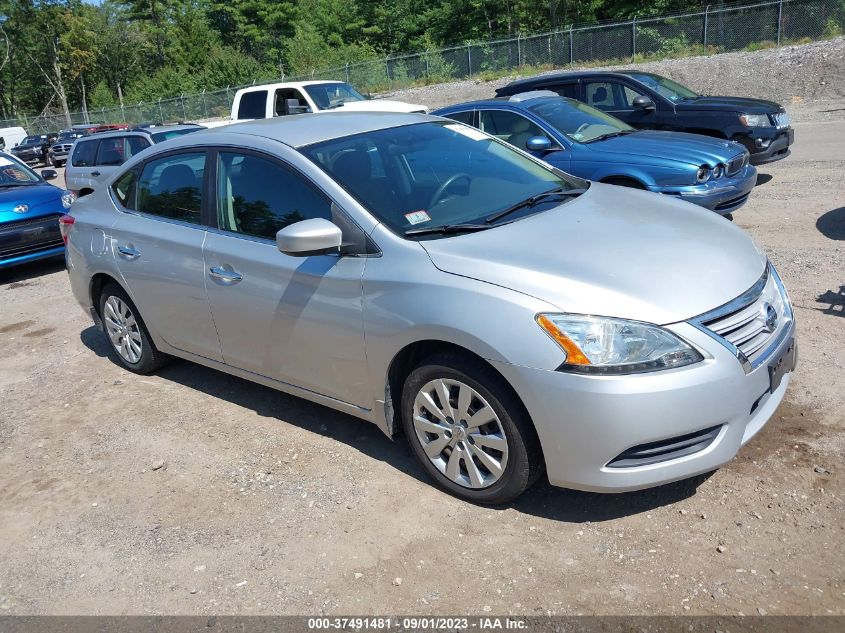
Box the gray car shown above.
[65,125,204,196]
[62,113,796,504]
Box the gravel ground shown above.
[0,43,843,616]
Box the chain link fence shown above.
[3,0,843,134]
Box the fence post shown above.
[157,98,163,124]
[467,43,472,77]
[703,5,710,48]
[226,85,231,107]
[517,34,522,68]
[345,63,350,83]
[120,103,126,123]
[424,52,430,78]
[569,25,574,65]
[548,35,552,65]
[385,59,391,90]
[201,89,208,119]
[632,15,637,60]
[777,0,784,46]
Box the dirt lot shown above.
[1,111,844,616]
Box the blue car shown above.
[0,152,75,269]
[433,91,757,215]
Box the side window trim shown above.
[206,145,378,256]
[116,148,210,230]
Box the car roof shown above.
[498,70,655,93]
[76,130,150,141]
[237,80,350,93]
[134,124,204,132]
[182,112,435,148]
[437,94,567,111]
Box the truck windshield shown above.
[529,98,634,143]
[304,83,367,110]
[625,73,699,102]
[302,121,583,237]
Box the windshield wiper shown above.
[583,130,635,144]
[484,187,588,224]
[404,223,491,237]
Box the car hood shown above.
[0,184,64,220]
[419,183,766,324]
[332,99,427,114]
[676,96,784,114]
[582,130,746,166]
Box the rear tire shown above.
[98,283,169,374]
[401,352,544,504]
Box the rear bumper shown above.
[490,319,795,493]
[651,164,757,215]
[0,214,65,268]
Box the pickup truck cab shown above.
[496,71,793,165]
[231,80,427,122]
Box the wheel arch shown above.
[383,339,535,441]
[89,272,125,317]
[599,174,648,189]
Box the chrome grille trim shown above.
[772,111,790,129]
[688,263,794,374]
[725,152,749,176]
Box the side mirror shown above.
[525,135,554,152]
[276,218,343,256]
[632,95,655,111]
[284,98,310,115]
[41,169,58,181]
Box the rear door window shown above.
[126,136,151,157]
[72,140,98,167]
[478,110,546,151]
[136,152,206,224]
[547,82,579,99]
[95,137,126,166]
[442,110,475,126]
[237,90,267,119]
[274,88,309,115]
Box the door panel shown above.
[111,150,222,361]
[203,150,369,407]
[203,235,369,405]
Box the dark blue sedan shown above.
[434,91,757,215]
[0,152,75,269]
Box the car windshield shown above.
[302,121,582,237]
[56,132,83,141]
[21,135,44,145]
[0,154,40,186]
[304,83,367,110]
[150,127,204,143]
[625,73,699,102]
[528,98,634,143]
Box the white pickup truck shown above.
[229,80,427,122]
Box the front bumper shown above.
[651,164,757,215]
[742,127,793,165]
[0,213,65,268]
[491,318,795,493]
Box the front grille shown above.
[695,265,792,368]
[0,213,62,233]
[772,111,790,128]
[725,152,749,176]
[715,193,750,211]
[607,425,722,468]
[0,237,64,259]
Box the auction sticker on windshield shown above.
[404,210,431,225]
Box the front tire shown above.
[99,283,169,374]
[401,352,543,504]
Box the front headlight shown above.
[739,113,770,127]
[696,165,710,183]
[712,163,724,178]
[536,314,704,374]
[61,191,76,209]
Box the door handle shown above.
[91,171,101,177]
[209,266,243,283]
[117,245,141,260]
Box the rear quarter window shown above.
[237,90,268,119]
[71,140,98,167]
[111,170,137,209]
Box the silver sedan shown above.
[62,113,796,504]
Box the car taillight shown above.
[59,215,75,244]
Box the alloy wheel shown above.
[103,295,143,364]
[412,378,509,489]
